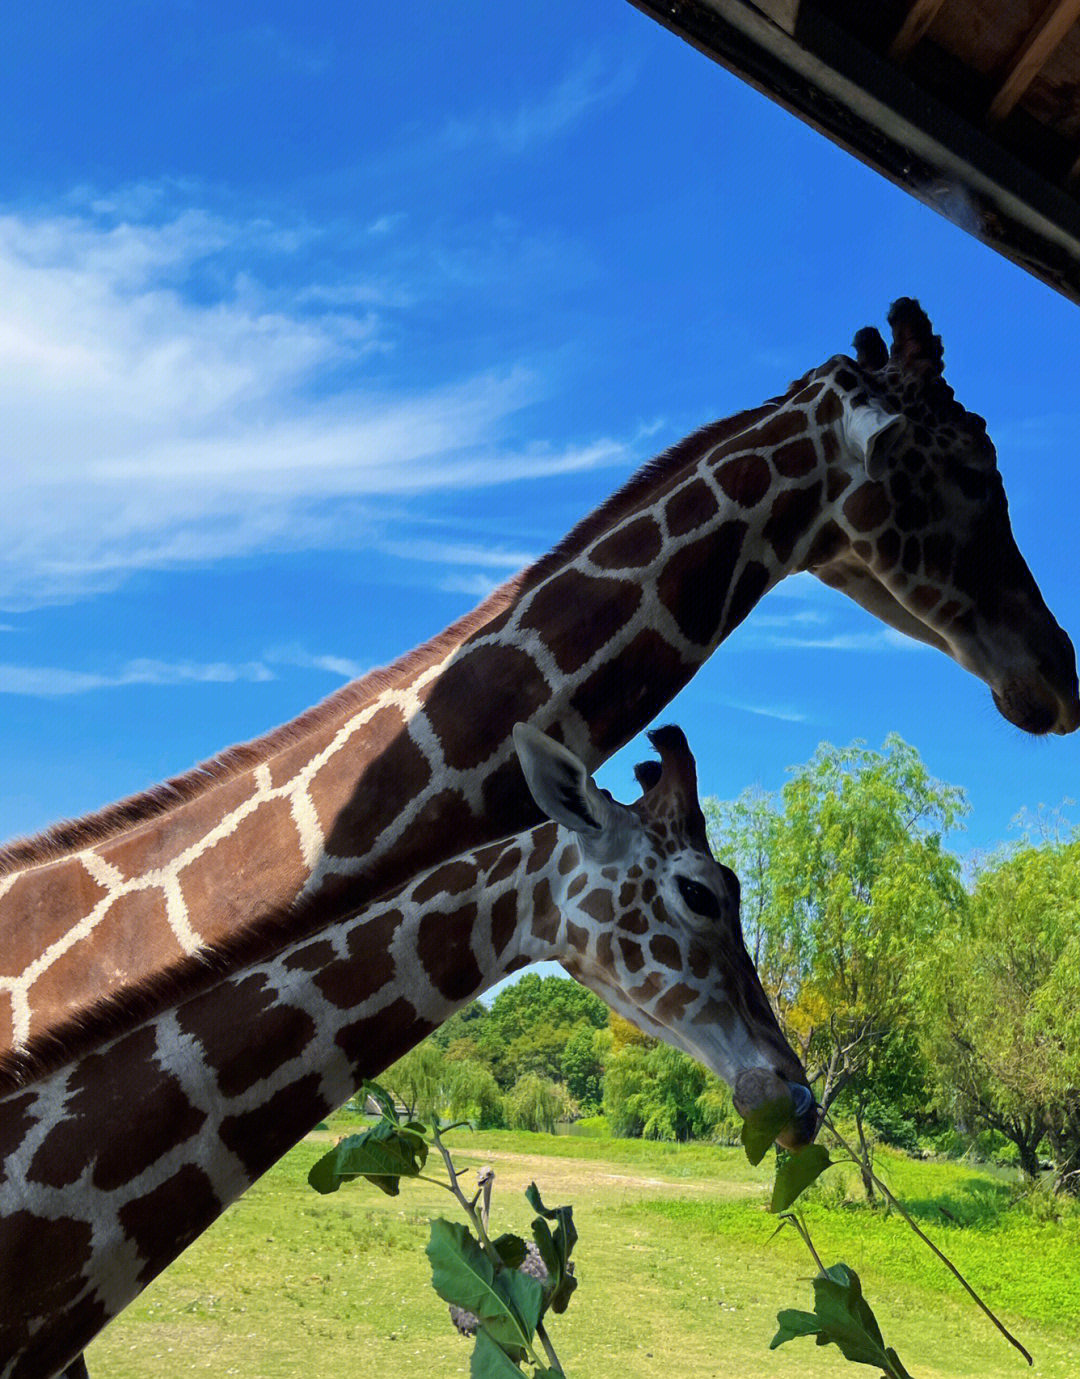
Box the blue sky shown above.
[2,1,1079,872]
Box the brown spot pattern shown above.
[664,479,719,536]
[490,892,518,957]
[314,909,400,1010]
[521,570,640,676]
[424,644,549,772]
[219,1074,329,1180]
[314,705,431,859]
[658,522,748,647]
[572,630,690,753]
[843,482,890,532]
[417,904,483,1001]
[716,455,770,508]
[772,440,816,477]
[336,997,434,1079]
[28,1025,205,1192]
[763,482,822,565]
[649,934,682,970]
[414,861,477,904]
[119,1164,220,1283]
[591,515,664,569]
[177,973,316,1099]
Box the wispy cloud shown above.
[0,658,274,697]
[0,642,376,697]
[0,198,633,608]
[264,645,367,681]
[439,58,636,157]
[720,698,809,723]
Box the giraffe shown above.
[0,297,1076,1073]
[0,724,816,1379]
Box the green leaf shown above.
[427,1219,543,1354]
[312,1121,329,1132]
[770,1263,915,1378]
[740,1094,795,1166]
[492,1233,529,1270]
[306,1120,427,1197]
[360,1079,399,1123]
[470,1327,526,1377]
[770,1144,834,1212]
[526,1183,578,1314]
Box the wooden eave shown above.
[629,0,1080,304]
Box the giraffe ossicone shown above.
[0,724,813,1379]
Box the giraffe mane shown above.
[515,403,776,597]
[0,865,378,1091]
[0,579,524,879]
[0,399,781,882]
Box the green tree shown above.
[708,736,968,1195]
[381,1041,447,1120]
[504,1073,573,1133]
[479,973,608,1087]
[445,1058,505,1129]
[603,1039,717,1141]
[560,1024,609,1113]
[925,835,1080,1188]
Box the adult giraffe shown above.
[1,725,816,1379]
[0,297,1076,1071]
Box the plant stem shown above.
[823,1114,1033,1366]
[536,1319,565,1374]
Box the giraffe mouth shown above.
[732,1069,819,1150]
[992,682,1079,736]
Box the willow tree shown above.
[708,735,967,1194]
[925,835,1080,1189]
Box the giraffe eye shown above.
[676,876,723,920]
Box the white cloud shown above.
[0,199,633,609]
[440,58,636,156]
[720,698,809,723]
[0,658,274,697]
[263,645,368,681]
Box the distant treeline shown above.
[379,736,1080,1196]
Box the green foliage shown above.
[505,1073,573,1133]
[480,974,608,1088]
[447,1058,506,1129]
[308,1118,427,1197]
[770,1145,833,1213]
[771,1262,914,1378]
[526,1182,578,1314]
[381,1041,448,1120]
[603,1041,716,1141]
[739,1091,797,1166]
[426,1218,543,1361]
[923,834,1080,1188]
[560,1024,607,1113]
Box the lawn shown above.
[85,1122,1080,1378]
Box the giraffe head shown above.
[799,298,1078,735]
[513,721,816,1148]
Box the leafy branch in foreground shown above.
[307,1081,575,1377]
[738,1095,1034,1374]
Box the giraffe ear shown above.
[513,723,611,837]
[842,396,906,480]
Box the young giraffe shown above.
[0,298,1076,1071]
[0,725,816,1379]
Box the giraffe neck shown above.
[0,824,572,1376]
[0,396,831,1062]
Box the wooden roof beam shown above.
[988,0,1080,123]
[889,0,947,62]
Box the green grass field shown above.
[85,1122,1080,1378]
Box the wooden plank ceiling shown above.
[629,0,1080,303]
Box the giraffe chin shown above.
[991,683,1078,736]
